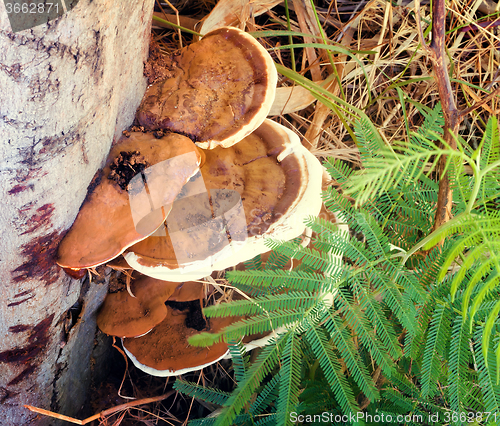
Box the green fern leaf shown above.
[352,278,402,359]
[226,269,338,293]
[189,311,303,346]
[203,292,324,318]
[214,335,288,426]
[335,288,395,375]
[304,319,360,415]
[355,115,385,162]
[324,157,356,185]
[249,376,280,415]
[276,332,302,426]
[243,254,263,271]
[482,300,500,373]
[324,314,379,401]
[228,341,249,384]
[448,316,472,415]
[474,327,500,414]
[421,302,451,397]
[173,380,230,406]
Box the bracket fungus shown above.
[122,307,235,377]
[57,132,203,271]
[96,274,177,338]
[58,24,326,378]
[137,26,277,150]
[96,272,231,376]
[124,119,323,281]
[97,272,208,338]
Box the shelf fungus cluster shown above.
[56,27,323,376]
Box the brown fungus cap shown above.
[122,308,235,377]
[57,132,202,270]
[136,26,277,150]
[97,274,179,338]
[124,119,323,281]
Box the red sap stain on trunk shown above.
[7,295,35,307]
[14,290,32,298]
[9,325,31,333]
[11,231,62,286]
[20,203,55,235]
[8,167,47,195]
[0,315,54,386]
[8,184,30,195]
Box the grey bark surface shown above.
[0,0,154,424]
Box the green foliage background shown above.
[173,103,500,426]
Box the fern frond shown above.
[228,341,249,384]
[354,211,391,257]
[265,249,293,271]
[468,268,500,325]
[478,116,500,172]
[482,300,500,373]
[420,302,451,397]
[324,314,379,401]
[335,288,395,375]
[322,186,356,220]
[304,319,359,415]
[324,157,355,185]
[249,376,280,415]
[406,274,451,360]
[346,141,462,206]
[412,103,444,140]
[226,269,338,293]
[277,332,302,425]
[448,316,472,415]
[351,278,402,359]
[214,335,288,426]
[381,388,416,414]
[267,239,344,277]
[355,114,386,162]
[203,292,324,318]
[173,380,230,406]
[243,254,262,271]
[389,370,420,397]
[474,327,500,414]
[189,311,303,346]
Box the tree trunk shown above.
[0,1,154,424]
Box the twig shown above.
[111,337,135,400]
[24,391,174,425]
[414,0,500,235]
[461,87,500,116]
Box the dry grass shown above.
[91,0,500,424]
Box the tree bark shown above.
[0,1,154,424]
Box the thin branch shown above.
[461,87,500,117]
[415,0,431,51]
[415,0,500,237]
[416,0,460,233]
[24,391,174,425]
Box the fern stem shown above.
[465,155,482,215]
[309,359,320,381]
[152,14,202,37]
[283,0,296,72]
[466,158,500,214]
